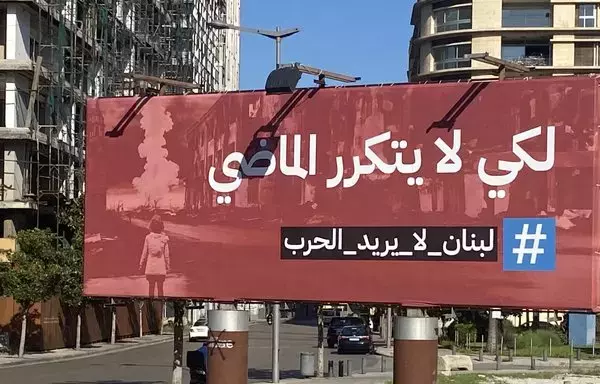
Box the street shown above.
[0,322,392,383]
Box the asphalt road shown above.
[1,322,393,383]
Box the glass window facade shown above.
[432,43,471,70]
[502,5,552,27]
[434,6,472,32]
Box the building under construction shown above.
[0,0,240,237]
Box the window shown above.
[432,43,471,70]
[434,6,472,32]
[577,4,596,28]
[330,317,365,327]
[575,43,600,66]
[341,326,368,336]
[502,5,552,27]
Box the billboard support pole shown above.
[110,298,116,344]
[172,300,185,384]
[393,316,438,384]
[386,306,393,348]
[272,302,280,382]
[207,310,249,384]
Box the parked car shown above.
[189,319,209,342]
[327,316,366,348]
[337,325,373,355]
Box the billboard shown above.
[84,76,600,310]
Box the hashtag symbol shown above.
[512,223,547,265]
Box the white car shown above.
[189,319,209,342]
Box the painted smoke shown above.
[132,101,180,209]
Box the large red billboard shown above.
[84,76,600,311]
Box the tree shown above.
[0,261,8,296]
[1,229,62,357]
[58,195,87,349]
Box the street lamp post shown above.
[207,21,359,384]
[207,20,300,69]
[207,22,300,384]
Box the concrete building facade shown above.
[408,0,592,331]
[0,0,240,239]
[409,0,600,81]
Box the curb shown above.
[251,372,392,384]
[0,335,171,369]
[374,348,393,358]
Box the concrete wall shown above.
[0,237,15,261]
[472,0,502,29]
[553,3,576,28]
[420,3,434,37]
[552,3,576,69]
[419,41,433,75]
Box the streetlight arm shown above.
[280,63,361,83]
[207,21,300,39]
[273,28,301,38]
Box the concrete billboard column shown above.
[207,310,249,384]
[393,316,438,384]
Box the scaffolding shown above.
[0,0,235,236]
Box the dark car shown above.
[337,325,373,354]
[326,316,365,348]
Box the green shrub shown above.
[454,322,478,346]
[455,322,476,335]
[516,329,566,349]
[502,319,517,344]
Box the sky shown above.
[239,0,414,90]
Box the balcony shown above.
[505,55,551,67]
[502,42,551,67]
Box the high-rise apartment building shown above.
[0,0,240,237]
[409,0,600,81]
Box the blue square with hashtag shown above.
[503,217,556,272]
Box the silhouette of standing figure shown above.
[139,215,171,298]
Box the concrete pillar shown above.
[207,310,249,384]
[393,316,438,384]
[5,4,30,61]
[5,73,30,129]
[3,142,28,201]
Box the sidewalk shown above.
[252,372,392,384]
[0,333,171,369]
[375,346,600,370]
